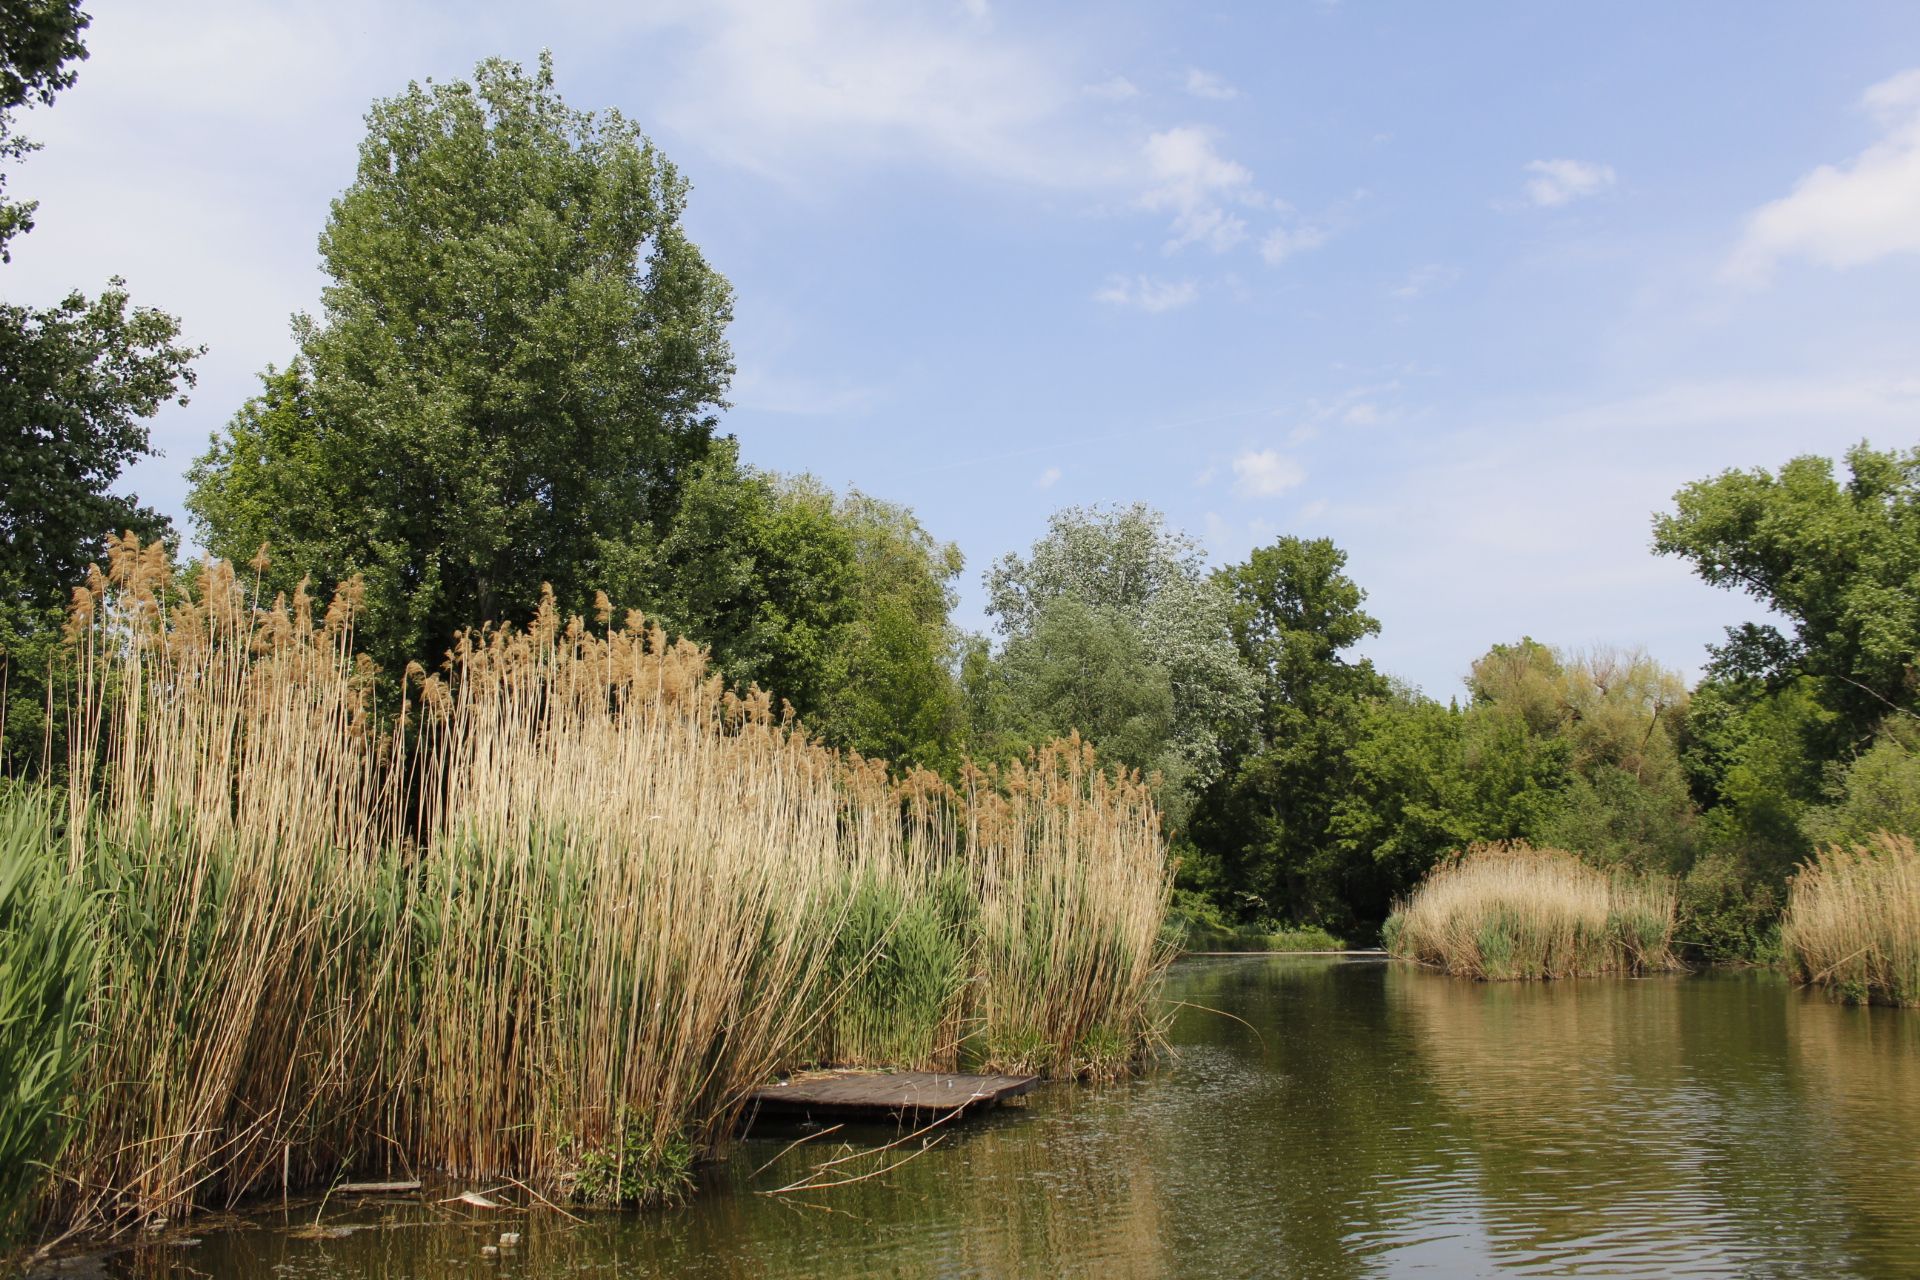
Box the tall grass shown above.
[966,742,1174,1077]
[1783,833,1920,1006]
[1385,842,1677,980]
[16,538,1171,1240]
[0,790,92,1250]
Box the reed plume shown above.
[1783,833,1920,1006]
[1386,842,1676,980]
[22,540,1172,1238]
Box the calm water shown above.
[102,958,1920,1279]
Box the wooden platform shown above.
[746,1070,1040,1123]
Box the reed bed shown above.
[1385,842,1676,980]
[1783,833,1920,1006]
[966,743,1174,1077]
[9,538,1171,1242]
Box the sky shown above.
[9,1,1920,697]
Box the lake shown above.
[105,957,1920,1278]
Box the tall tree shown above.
[983,503,1255,819]
[1190,536,1389,928]
[189,54,734,672]
[1653,442,1920,739]
[631,448,966,768]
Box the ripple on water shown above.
[96,960,1920,1280]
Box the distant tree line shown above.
[6,39,1916,955]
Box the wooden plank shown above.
[747,1070,1040,1122]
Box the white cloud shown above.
[1093,274,1199,312]
[1036,465,1062,488]
[1184,68,1240,101]
[647,0,1116,188]
[1342,402,1381,426]
[1728,67,1920,282]
[1392,262,1461,299]
[1138,126,1269,252]
[1082,75,1138,102]
[1231,448,1306,497]
[1522,157,1616,207]
[1260,222,1328,265]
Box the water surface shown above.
[107,959,1920,1278]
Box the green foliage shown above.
[0,789,92,1249]
[982,503,1255,815]
[0,282,197,603]
[631,445,965,767]
[821,870,973,1068]
[1802,718,1920,848]
[189,54,734,673]
[1674,851,1782,964]
[1654,442,1920,739]
[567,1123,695,1208]
[1189,537,1388,932]
[991,597,1176,776]
[1683,676,1838,886]
[1163,887,1345,952]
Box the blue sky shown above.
[10,1,1920,696]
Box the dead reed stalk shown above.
[34,542,1172,1235]
[1783,833,1920,1006]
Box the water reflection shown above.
[103,960,1920,1280]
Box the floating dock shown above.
[746,1070,1040,1123]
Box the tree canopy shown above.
[1654,442,1920,736]
[189,53,735,671]
[980,503,1254,823]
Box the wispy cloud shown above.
[1184,68,1240,101]
[1392,262,1462,299]
[1231,448,1306,497]
[1082,74,1138,102]
[1036,465,1062,488]
[1260,222,1328,265]
[1139,125,1262,252]
[649,0,1114,188]
[1522,157,1616,207]
[1093,274,1200,312]
[1728,67,1920,283]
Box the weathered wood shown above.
[333,1180,421,1194]
[747,1070,1040,1123]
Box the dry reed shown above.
[27,539,1171,1238]
[1385,842,1676,980]
[1783,833,1920,1006]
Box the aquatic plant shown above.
[1783,833,1920,1006]
[26,538,1172,1239]
[966,739,1175,1078]
[1385,842,1677,980]
[0,790,93,1250]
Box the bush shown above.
[1674,852,1782,964]
[1162,889,1345,952]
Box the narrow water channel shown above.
[102,958,1920,1278]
